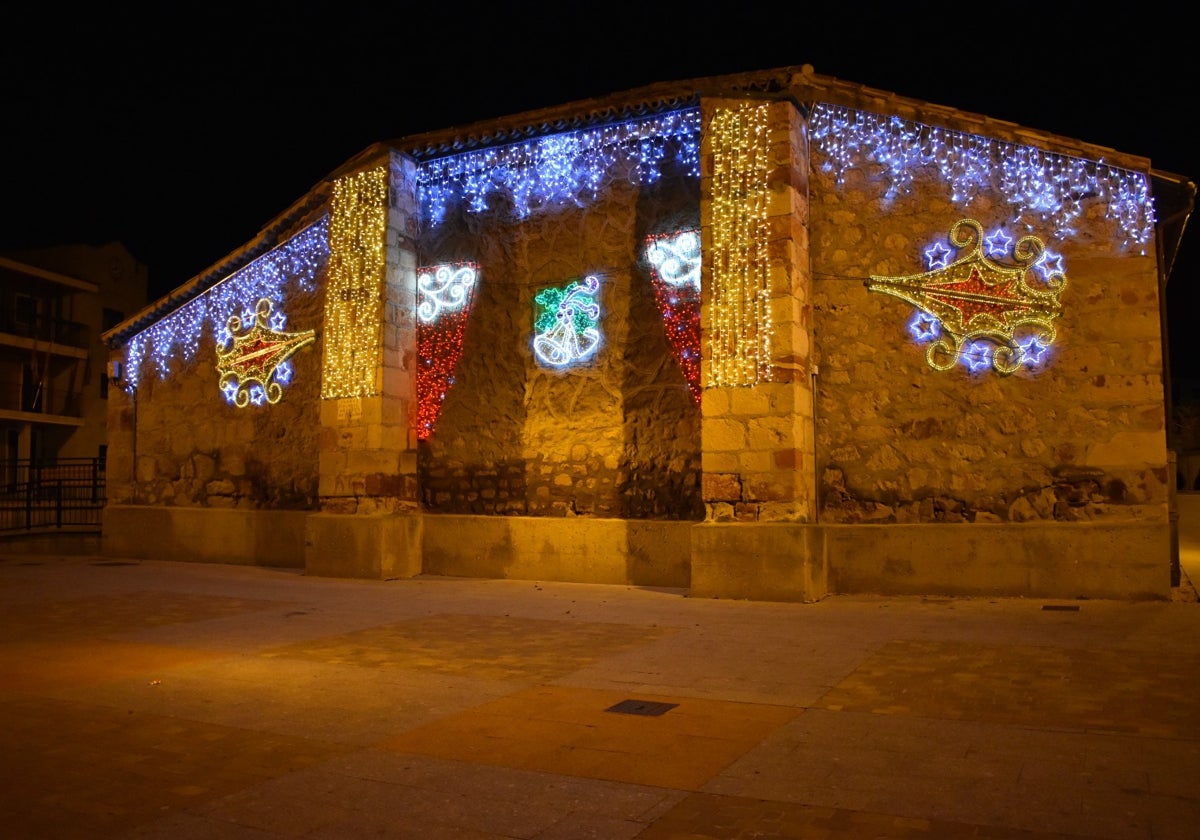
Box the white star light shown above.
[984,228,1013,258]
[1036,251,1066,281]
[925,241,953,269]
[963,342,992,372]
[1018,335,1050,366]
[908,311,940,341]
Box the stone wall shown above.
[114,279,325,512]
[416,158,704,520]
[807,145,1167,525]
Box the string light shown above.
[532,275,602,367]
[867,218,1066,375]
[645,229,702,402]
[707,103,772,387]
[417,263,478,439]
[122,219,328,389]
[215,297,316,407]
[417,109,701,227]
[321,167,388,398]
[810,103,1155,249]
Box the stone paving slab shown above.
[1,545,1199,839]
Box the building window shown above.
[15,294,36,327]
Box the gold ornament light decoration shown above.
[215,298,315,407]
[866,219,1066,375]
[322,166,388,398]
[707,102,772,387]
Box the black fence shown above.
[0,457,105,532]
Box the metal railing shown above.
[0,312,89,349]
[0,457,105,532]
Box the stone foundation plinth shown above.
[101,506,1172,601]
[690,522,827,602]
[102,505,307,568]
[304,512,422,580]
[421,515,691,589]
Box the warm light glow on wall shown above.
[645,229,702,402]
[417,109,701,226]
[122,220,328,389]
[707,103,772,387]
[867,219,1066,375]
[322,167,388,398]
[417,262,478,439]
[810,103,1156,250]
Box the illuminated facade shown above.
[101,65,1192,600]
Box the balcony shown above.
[0,312,90,352]
[0,379,83,421]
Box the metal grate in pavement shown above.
[606,699,678,716]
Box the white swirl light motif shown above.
[417,263,478,323]
[533,275,602,367]
[646,229,701,290]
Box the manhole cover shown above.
[605,699,678,717]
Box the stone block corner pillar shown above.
[692,97,823,602]
[305,152,424,579]
[697,97,815,525]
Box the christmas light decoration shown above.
[322,167,388,398]
[215,298,316,407]
[417,109,701,226]
[867,219,1066,375]
[645,229,702,402]
[122,219,329,389]
[810,103,1155,250]
[417,262,479,439]
[533,275,602,367]
[707,103,772,387]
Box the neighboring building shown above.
[1,243,147,464]
[101,64,1195,601]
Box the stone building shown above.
[101,64,1195,601]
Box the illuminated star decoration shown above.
[215,298,316,406]
[416,263,479,440]
[533,275,602,367]
[866,219,1066,375]
[908,311,940,342]
[984,228,1014,258]
[645,229,702,403]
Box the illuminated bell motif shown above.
[417,263,479,440]
[215,298,316,406]
[645,229,702,402]
[533,276,601,367]
[866,219,1066,375]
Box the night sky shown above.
[3,2,1196,382]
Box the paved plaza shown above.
[1,502,1198,839]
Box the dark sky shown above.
[3,2,1197,381]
